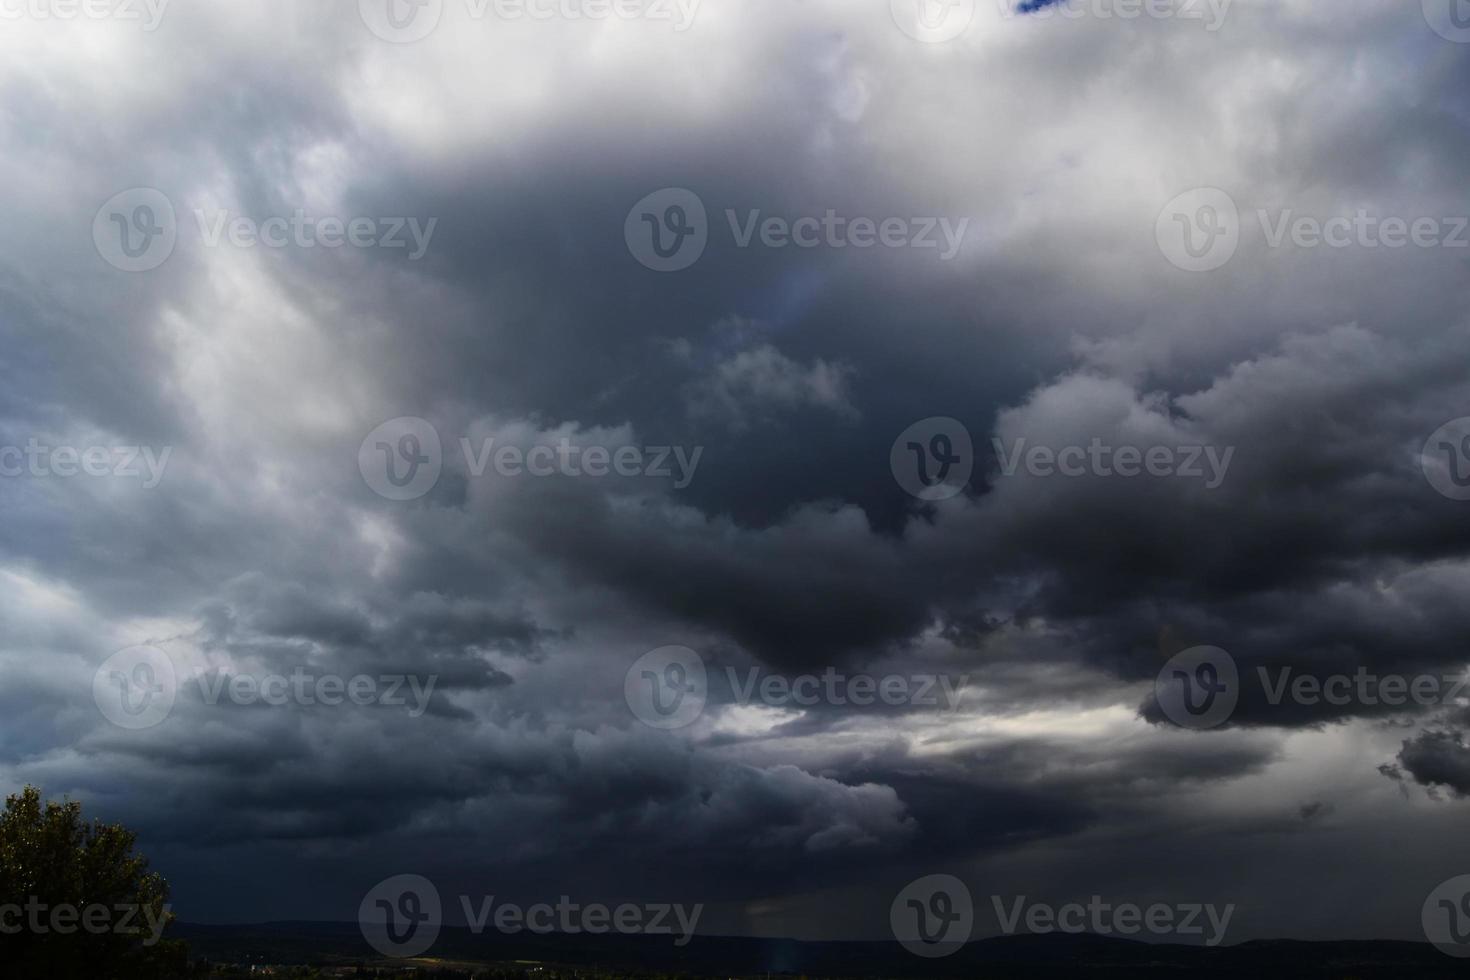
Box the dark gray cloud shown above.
[1,0,1469,947]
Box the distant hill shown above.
[174,921,1468,978]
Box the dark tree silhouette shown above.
[0,785,191,978]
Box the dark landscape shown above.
[174,923,1467,979]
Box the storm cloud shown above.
[1,0,1470,946]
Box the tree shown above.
[0,785,191,978]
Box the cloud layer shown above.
[2,0,1470,944]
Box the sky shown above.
[3,0,1470,954]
